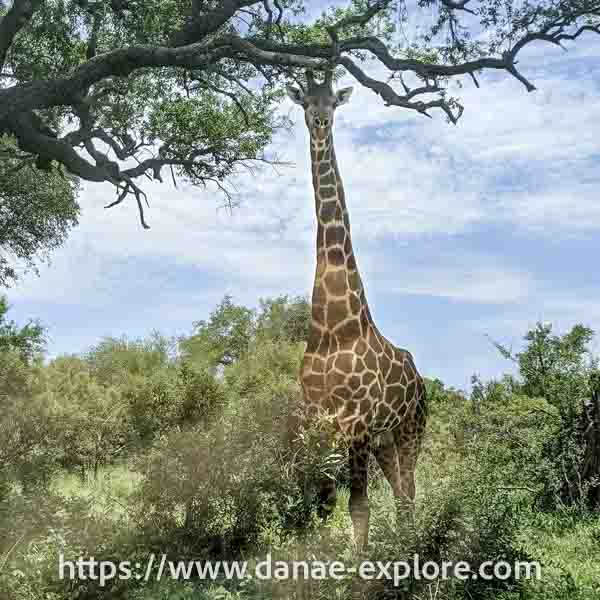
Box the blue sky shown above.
[6,28,600,391]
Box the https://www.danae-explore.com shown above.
[58,552,542,587]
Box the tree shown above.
[0,135,79,286]
[495,322,600,508]
[0,1,597,227]
[0,295,45,361]
[256,294,310,343]
[181,295,255,369]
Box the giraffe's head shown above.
[286,71,353,142]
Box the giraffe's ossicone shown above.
[287,71,427,551]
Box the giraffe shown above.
[287,71,427,550]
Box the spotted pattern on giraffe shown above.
[287,72,427,550]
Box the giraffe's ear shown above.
[286,85,305,106]
[335,86,353,106]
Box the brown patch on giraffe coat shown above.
[324,270,347,297]
[335,318,361,344]
[320,185,337,199]
[327,300,348,328]
[362,371,376,386]
[320,201,337,221]
[364,348,377,371]
[325,226,345,246]
[320,173,335,187]
[328,248,345,266]
[304,373,323,387]
[335,352,354,373]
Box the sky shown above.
[6,22,600,391]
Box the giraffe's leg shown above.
[373,430,403,498]
[348,434,371,551]
[316,443,337,520]
[392,426,419,513]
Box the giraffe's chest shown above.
[301,346,384,413]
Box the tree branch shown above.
[0,0,44,71]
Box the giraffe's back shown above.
[300,322,427,439]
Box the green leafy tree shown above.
[256,295,310,344]
[86,331,174,386]
[1,1,598,226]
[495,322,600,508]
[40,355,129,478]
[0,135,79,287]
[180,295,254,369]
[0,296,45,362]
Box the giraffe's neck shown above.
[309,131,369,331]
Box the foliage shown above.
[86,332,175,387]
[2,1,598,226]
[0,296,45,362]
[494,323,600,509]
[181,294,310,370]
[39,355,129,477]
[181,296,255,370]
[1,297,600,599]
[0,135,79,286]
[255,295,311,344]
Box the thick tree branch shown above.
[0,0,44,71]
[439,0,476,15]
[169,0,260,47]
[340,56,463,123]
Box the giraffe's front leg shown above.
[348,434,371,551]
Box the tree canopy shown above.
[0,295,45,361]
[0,134,79,286]
[0,0,598,227]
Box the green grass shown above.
[517,510,600,599]
[51,464,141,521]
[13,462,600,600]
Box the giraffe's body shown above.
[288,73,427,549]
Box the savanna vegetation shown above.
[2,2,600,599]
[0,294,598,600]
